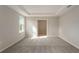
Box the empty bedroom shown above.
[0,5,79,53]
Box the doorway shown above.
[38,20,47,36]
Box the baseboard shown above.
[59,35,79,49]
[0,33,25,52]
[47,35,58,37]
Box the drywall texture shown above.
[26,16,59,38]
[59,6,79,49]
[0,6,25,52]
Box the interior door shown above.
[38,20,47,36]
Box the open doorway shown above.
[38,20,47,36]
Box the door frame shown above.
[37,19,48,36]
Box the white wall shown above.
[59,6,79,49]
[26,16,59,38]
[47,17,59,37]
[0,6,25,52]
[26,17,38,38]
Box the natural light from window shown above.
[19,16,25,33]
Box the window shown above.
[19,16,25,33]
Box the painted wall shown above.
[59,6,79,49]
[47,17,59,37]
[26,16,59,38]
[26,17,38,38]
[0,6,25,52]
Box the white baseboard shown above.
[47,35,58,37]
[0,33,25,52]
[59,35,79,49]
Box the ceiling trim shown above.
[18,5,31,15]
[56,5,76,16]
[7,5,29,16]
[7,5,77,17]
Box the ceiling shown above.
[22,5,66,16]
[8,5,74,16]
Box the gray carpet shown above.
[2,37,79,53]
